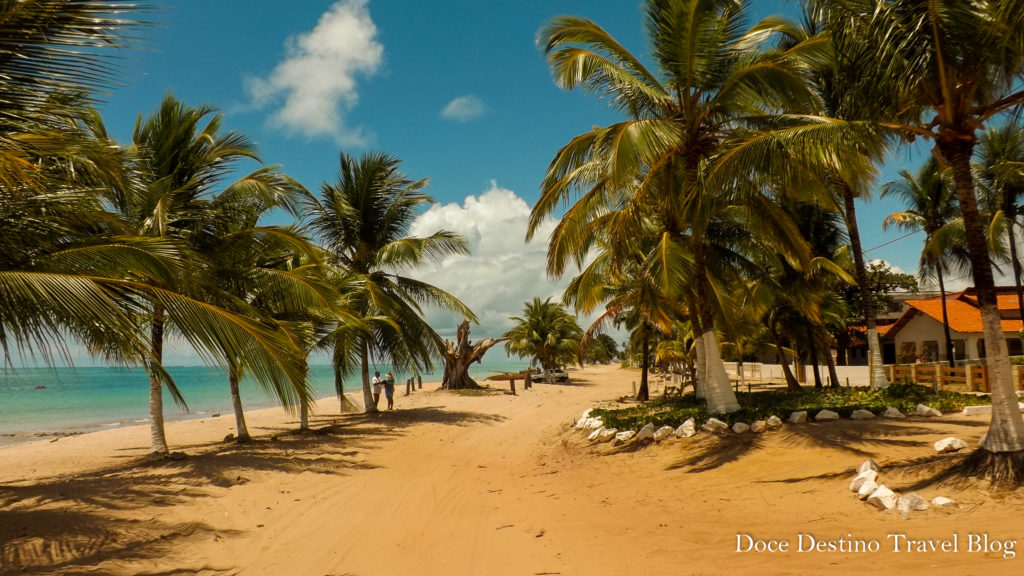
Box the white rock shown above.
[703,417,729,433]
[653,425,674,442]
[788,411,808,424]
[597,428,618,443]
[750,420,767,433]
[766,415,783,430]
[732,422,750,434]
[882,406,905,419]
[575,408,593,428]
[898,493,929,515]
[613,430,636,445]
[849,469,878,492]
[934,437,969,453]
[636,423,655,442]
[815,409,840,422]
[866,485,900,511]
[916,403,942,417]
[587,427,604,441]
[857,479,878,500]
[675,418,696,438]
[587,417,604,430]
[932,496,956,508]
[851,409,875,420]
[859,459,881,473]
[963,405,992,416]
[1019,402,1024,411]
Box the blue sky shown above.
[93,0,935,351]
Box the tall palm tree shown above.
[107,95,312,455]
[830,0,1024,469]
[533,0,839,414]
[976,120,1024,321]
[304,151,475,413]
[881,157,960,367]
[503,297,584,381]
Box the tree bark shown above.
[229,362,250,442]
[148,304,169,455]
[806,326,823,389]
[768,320,801,390]
[840,179,888,388]
[637,324,650,401]
[943,138,1024,453]
[936,264,956,368]
[360,338,376,414]
[332,343,359,412]
[694,252,739,413]
[689,298,707,399]
[441,320,508,390]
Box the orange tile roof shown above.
[956,289,1024,311]
[904,298,1024,334]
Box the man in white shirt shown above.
[371,371,383,410]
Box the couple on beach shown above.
[372,371,395,410]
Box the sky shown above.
[92,0,939,360]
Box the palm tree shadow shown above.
[665,434,764,472]
[0,405,503,574]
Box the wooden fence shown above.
[884,362,1024,392]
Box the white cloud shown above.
[407,181,570,341]
[246,0,383,144]
[440,95,485,122]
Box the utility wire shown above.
[862,230,921,254]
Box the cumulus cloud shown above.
[440,95,485,122]
[407,181,569,340]
[246,0,383,144]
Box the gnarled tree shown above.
[441,320,507,390]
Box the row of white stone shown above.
[573,401,1023,446]
[849,459,955,515]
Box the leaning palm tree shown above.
[503,297,584,382]
[304,151,475,413]
[533,0,842,414]
[829,0,1024,475]
[106,95,312,455]
[881,157,961,367]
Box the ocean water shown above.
[0,356,531,444]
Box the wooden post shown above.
[417,375,422,390]
[510,378,516,396]
[524,368,532,390]
[910,363,919,385]
[966,365,977,392]
[632,381,636,396]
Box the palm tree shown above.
[503,297,584,381]
[106,95,312,455]
[830,0,1024,471]
[881,157,960,367]
[533,0,838,414]
[304,151,475,413]
[977,120,1024,320]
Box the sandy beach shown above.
[2,364,1022,575]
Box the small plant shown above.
[591,384,990,431]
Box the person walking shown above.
[371,371,383,409]
[384,371,396,410]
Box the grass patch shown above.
[591,383,992,431]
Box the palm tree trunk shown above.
[299,397,310,431]
[936,264,956,368]
[229,362,250,442]
[694,259,739,413]
[1007,214,1024,330]
[944,139,1024,453]
[637,325,650,401]
[148,304,169,455]
[840,180,887,388]
[825,339,841,388]
[689,302,707,399]
[360,337,376,414]
[806,326,823,389]
[768,320,800,390]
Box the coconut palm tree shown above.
[976,120,1024,320]
[532,0,849,414]
[304,151,475,413]
[103,95,314,455]
[829,0,1024,471]
[503,297,584,381]
[881,157,961,367]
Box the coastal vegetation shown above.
[1,0,1023,484]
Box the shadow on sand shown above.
[0,405,503,575]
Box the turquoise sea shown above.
[0,356,530,445]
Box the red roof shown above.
[902,298,1024,334]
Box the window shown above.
[952,339,965,362]
[922,341,938,362]
[977,338,986,359]
[1009,338,1023,357]
[898,341,917,364]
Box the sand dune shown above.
[1,364,1022,575]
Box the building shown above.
[882,287,1024,365]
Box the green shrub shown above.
[591,384,991,431]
